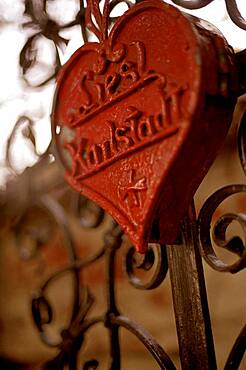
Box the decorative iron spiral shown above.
[198,117,246,274]
[198,184,246,273]
[3,1,245,369]
[171,0,246,30]
[125,243,168,289]
[30,202,176,369]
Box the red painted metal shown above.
[52,0,237,252]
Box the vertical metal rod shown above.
[105,226,122,370]
[167,202,217,370]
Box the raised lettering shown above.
[87,144,103,166]
[108,121,118,155]
[137,116,156,140]
[154,113,164,131]
[115,127,134,148]
[100,140,112,161]
[66,81,185,178]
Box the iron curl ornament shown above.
[198,116,246,274]
[198,184,246,273]
[20,0,141,87]
[195,115,246,369]
[170,0,246,30]
[30,196,177,370]
[125,243,168,290]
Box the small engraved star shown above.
[119,169,147,208]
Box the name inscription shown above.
[65,83,184,180]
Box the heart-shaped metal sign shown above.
[52,0,237,252]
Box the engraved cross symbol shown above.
[119,169,147,208]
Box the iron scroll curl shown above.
[125,243,169,290]
[198,184,246,273]
[171,0,246,30]
[30,196,176,369]
[198,117,246,274]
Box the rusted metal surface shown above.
[198,183,246,273]
[31,210,177,370]
[224,324,246,370]
[172,0,246,31]
[167,203,217,370]
[0,0,245,369]
[52,0,237,253]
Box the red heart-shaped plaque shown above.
[52,0,237,252]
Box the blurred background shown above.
[0,0,245,369]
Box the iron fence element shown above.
[0,0,245,369]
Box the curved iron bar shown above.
[45,310,177,370]
[75,309,177,369]
[171,0,214,9]
[224,324,246,370]
[20,0,138,87]
[45,258,175,369]
[33,212,176,369]
[33,218,122,368]
[171,0,246,31]
[225,0,246,30]
[21,0,68,87]
[238,114,246,175]
[31,195,81,347]
[40,195,81,320]
[13,0,140,174]
[125,243,168,290]
[5,115,37,174]
[75,194,105,228]
[41,245,106,292]
[213,212,246,256]
[198,184,246,273]
[110,315,177,370]
[83,359,100,369]
[43,312,103,369]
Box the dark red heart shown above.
[52,0,237,252]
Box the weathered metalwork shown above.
[52,0,237,253]
[172,0,246,30]
[0,0,245,369]
[167,202,217,370]
[31,207,177,370]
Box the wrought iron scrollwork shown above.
[111,315,177,370]
[125,244,168,290]
[20,0,140,88]
[18,0,246,91]
[198,107,246,274]
[171,0,246,30]
[29,195,175,369]
[224,324,246,370]
[198,184,246,273]
[197,101,246,368]
[238,114,246,175]
[171,0,214,9]
[1,0,246,369]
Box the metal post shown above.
[167,202,217,370]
